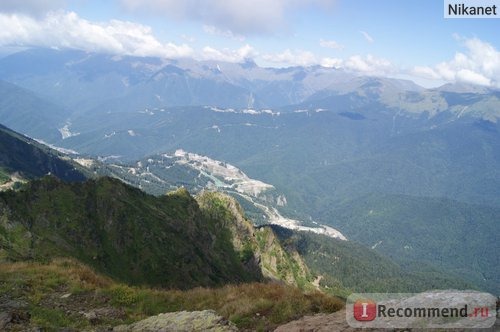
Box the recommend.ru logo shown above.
[347,291,497,329]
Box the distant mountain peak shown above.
[434,82,491,94]
[240,58,257,69]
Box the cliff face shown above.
[197,191,313,290]
[255,226,311,288]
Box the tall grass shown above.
[0,258,343,331]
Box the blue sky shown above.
[0,0,499,87]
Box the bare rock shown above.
[113,310,238,332]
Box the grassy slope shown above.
[0,123,87,182]
[0,176,260,289]
[0,258,342,331]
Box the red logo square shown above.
[353,299,377,321]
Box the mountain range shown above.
[0,46,499,330]
[0,48,498,298]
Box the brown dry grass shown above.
[0,258,344,331]
[1,257,112,289]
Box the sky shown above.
[0,0,499,88]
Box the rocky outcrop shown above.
[197,192,313,289]
[0,297,31,331]
[255,226,311,287]
[113,310,238,332]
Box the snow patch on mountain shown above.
[58,123,80,140]
[34,139,79,155]
[242,109,280,116]
[139,108,155,115]
[206,106,280,116]
[208,106,236,113]
[104,131,116,139]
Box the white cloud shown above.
[0,11,193,58]
[262,49,317,67]
[320,57,343,68]
[321,54,393,75]
[201,44,257,63]
[456,69,491,86]
[411,37,500,87]
[360,30,374,43]
[203,25,245,41]
[412,66,441,80]
[0,10,397,78]
[319,39,344,50]
[262,49,393,74]
[120,0,335,35]
[344,54,392,74]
